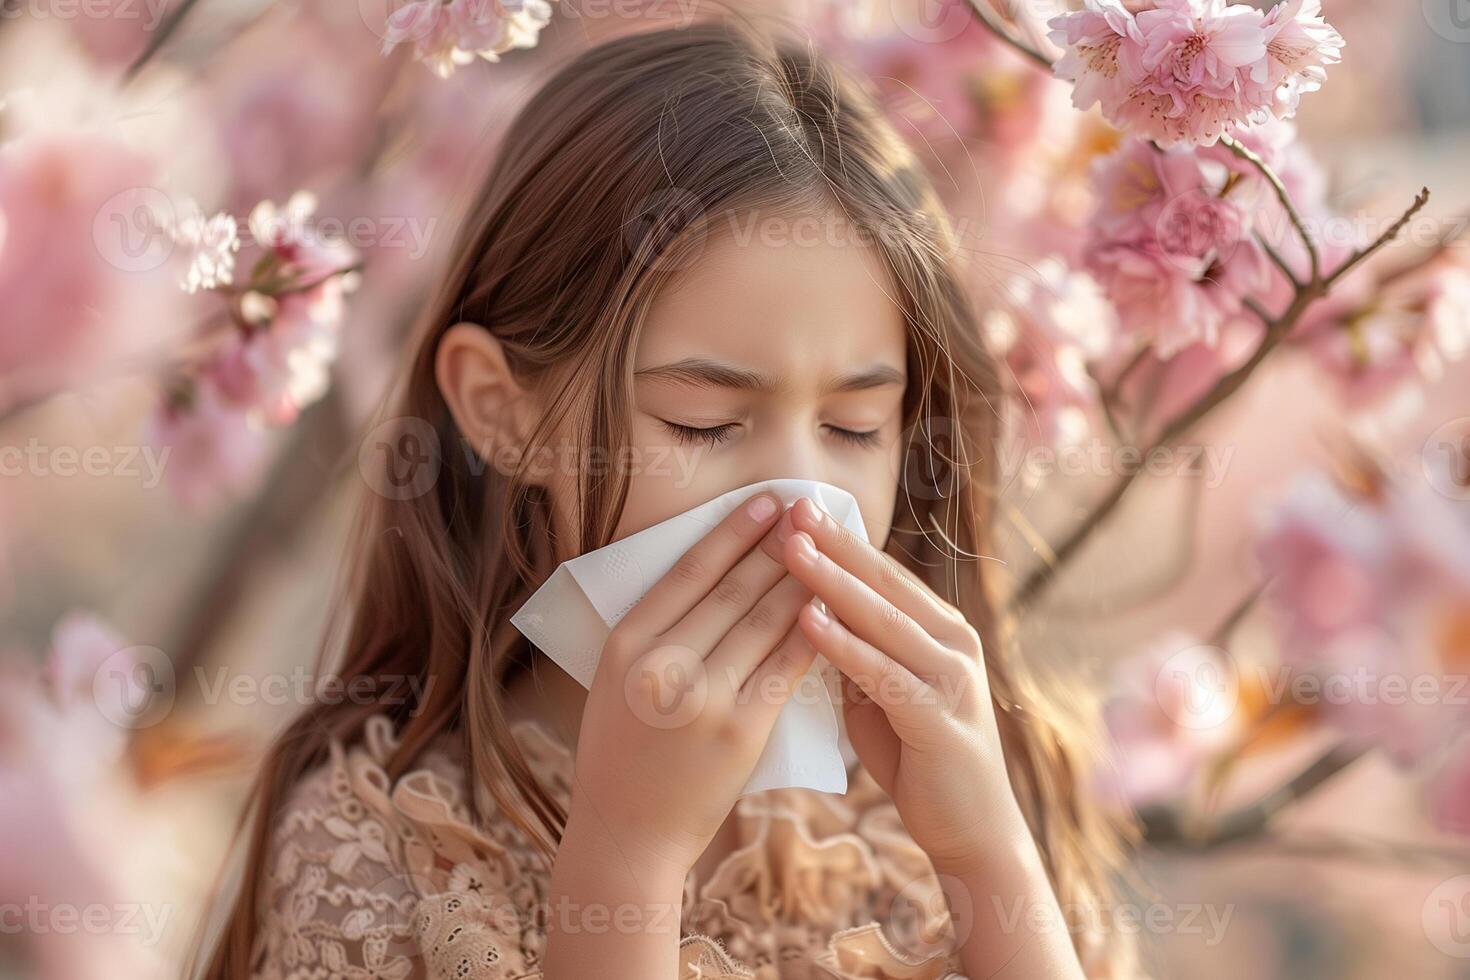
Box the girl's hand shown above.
[565,491,819,886]
[779,497,1030,876]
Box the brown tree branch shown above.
[1007,187,1431,611]
[1139,742,1367,850]
[1220,133,1323,283]
[962,0,1054,71]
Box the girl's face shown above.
[609,207,908,550]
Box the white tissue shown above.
[510,478,866,796]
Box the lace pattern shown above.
[249,714,977,980]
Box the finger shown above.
[733,621,821,733]
[782,531,953,679]
[795,600,931,727]
[839,674,901,790]
[705,574,812,690]
[618,491,784,638]
[661,508,799,653]
[787,497,971,647]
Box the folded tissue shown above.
[510,478,868,795]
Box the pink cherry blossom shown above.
[853,1,1061,155]
[1295,251,1470,411]
[193,192,361,427]
[983,257,1117,448]
[383,0,555,78]
[1257,469,1470,765]
[1260,0,1345,115]
[1047,0,1148,125]
[144,379,271,509]
[209,281,349,427]
[0,132,161,404]
[1100,316,1262,431]
[1084,138,1269,356]
[1098,632,1243,807]
[1048,0,1344,146]
[171,201,241,294]
[0,614,164,980]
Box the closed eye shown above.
[659,420,883,448]
[660,420,738,446]
[825,425,881,448]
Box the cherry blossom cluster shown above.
[1256,464,1470,832]
[1048,0,1344,147]
[381,0,556,78]
[148,193,360,507]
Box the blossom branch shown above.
[1255,232,1303,289]
[123,0,203,82]
[1325,187,1433,288]
[1005,180,1430,609]
[954,2,1418,609]
[1139,742,1366,849]
[961,0,1053,71]
[1220,132,1322,283]
[1244,832,1470,868]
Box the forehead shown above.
[634,208,908,376]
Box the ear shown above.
[435,322,540,475]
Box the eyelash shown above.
[659,421,881,448]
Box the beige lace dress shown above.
[249,713,979,979]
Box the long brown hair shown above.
[201,17,1131,977]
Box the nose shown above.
[742,420,830,490]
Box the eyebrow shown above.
[634,357,906,396]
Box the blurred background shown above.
[1,0,1468,977]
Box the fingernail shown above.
[792,532,818,565]
[807,599,830,628]
[774,509,795,542]
[747,494,778,521]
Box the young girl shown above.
[200,18,1132,980]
